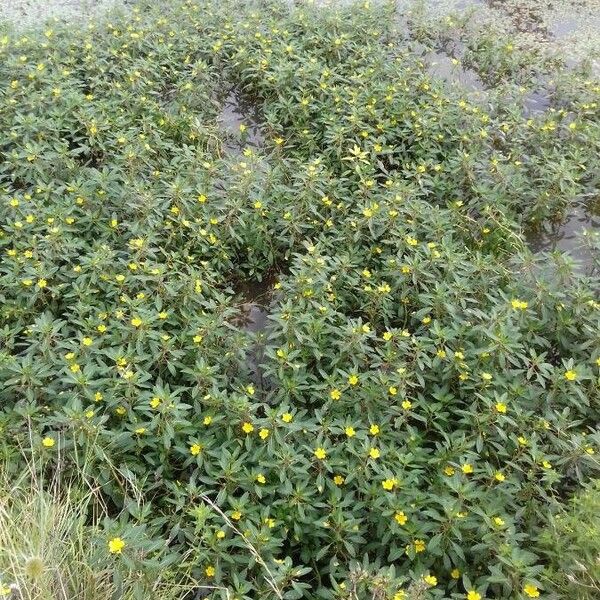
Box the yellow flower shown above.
[242,422,254,434]
[282,413,293,423]
[42,436,55,448]
[205,565,215,577]
[259,428,270,440]
[97,324,107,333]
[423,575,437,586]
[523,584,540,598]
[69,363,81,373]
[383,331,392,341]
[495,402,507,414]
[131,317,142,327]
[369,448,380,459]
[348,374,359,386]
[150,397,161,409]
[481,372,492,381]
[564,369,577,381]
[467,591,482,600]
[256,473,266,484]
[511,299,528,310]
[108,537,125,554]
[82,337,93,346]
[382,478,397,491]
[401,399,412,410]
[37,278,47,288]
[190,443,202,456]
[394,511,407,525]
[94,392,103,402]
[393,592,406,600]
[231,510,242,521]
[314,447,327,460]
[203,416,212,425]
[493,516,505,527]
[330,388,341,400]
[388,386,398,396]
[542,460,552,469]
[246,385,255,396]
[333,475,344,485]
[495,471,506,482]
[462,463,473,474]
[444,465,455,476]
[369,424,380,435]
[216,530,225,539]
[414,539,426,552]
[451,568,460,579]
[345,426,356,438]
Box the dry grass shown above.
[0,451,198,600]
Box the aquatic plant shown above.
[0,1,598,598]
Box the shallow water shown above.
[235,276,273,334]
[426,49,486,93]
[217,88,265,153]
[233,274,276,387]
[522,87,551,115]
[525,201,600,268]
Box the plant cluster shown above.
[0,1,599,598]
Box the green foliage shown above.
[0,1,599,599]
[538,480,600,598]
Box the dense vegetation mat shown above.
[1,1,599,598]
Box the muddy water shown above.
[235,276,273,334]
[425,49,486,94]
[218,88,264,154]
[217,87,275,383]
[525,202,600,269]
[522,87,551,115]
[234,276,275,389]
